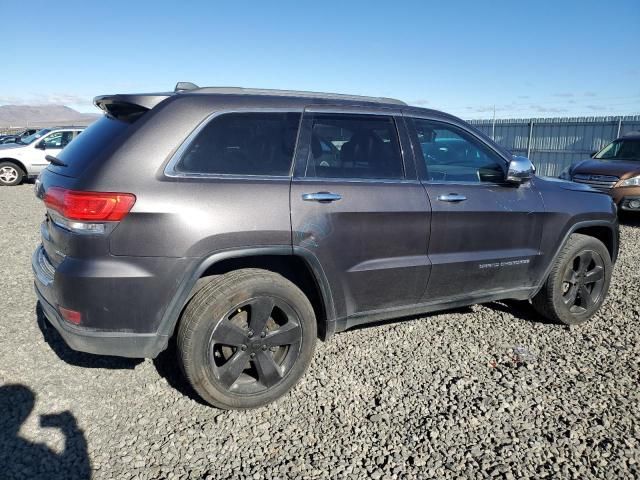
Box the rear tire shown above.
[0,162,24,186]
[176,268,316,409]
[532,234,612,325]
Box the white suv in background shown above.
[0,127,84,186]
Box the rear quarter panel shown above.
[109,178,292,257]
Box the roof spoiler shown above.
[94,94,171,121]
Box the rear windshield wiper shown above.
[45,155,68,167]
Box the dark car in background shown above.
[560,131,640,211]
[33,84,619,409]
[0,128,38,144]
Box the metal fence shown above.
[468,115,640,177]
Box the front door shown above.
[405,116,545,302]
[290,108,431,322]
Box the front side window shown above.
[42,131,74,149]
[304,114,404,179]
[174,112,301,176]
[409,118,505,183]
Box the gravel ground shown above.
[0,183,639,480]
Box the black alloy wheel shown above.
[177,268,316,409]
[561,249,606,314]
[532,233,612,325]
[208,296,303,394]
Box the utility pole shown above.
[491,105,496,141]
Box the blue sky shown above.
[2,0,639,119]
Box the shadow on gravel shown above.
[0,384,91,480]
[36,303,209,406]
[36,304,143,370]
[485,300,559,326]
[619,212,640,227]
[152,338,210,407]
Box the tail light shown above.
[43,187,136,233]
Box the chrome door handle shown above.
[437,193,467,203]
[302,192,342,202]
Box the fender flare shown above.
[156,246,337,338]
[531,219,618,296]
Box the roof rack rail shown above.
[175,84,406,106]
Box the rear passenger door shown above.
[290,107,432,323]
[405,116,545,301]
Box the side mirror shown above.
[506,156,535,184]
[35,141,46,150]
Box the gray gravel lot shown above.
[1,183,639,480]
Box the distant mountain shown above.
[0,104,100,128]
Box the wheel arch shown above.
[573,224,618,263]
[0,157,27,175]
[532,219,618,296]
[159,246,337,342]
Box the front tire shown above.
[0,162,24,186]
[532,234,612,325]
[176,268,317,409]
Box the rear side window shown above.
[51,116,131,177]
[173,112,301,176]
[304,114,404,179]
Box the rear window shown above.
[49,116,131,177]
[172,112,301,177]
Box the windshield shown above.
[18,128,51,145]
[595,139,640,160]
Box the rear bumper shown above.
[32,245,172,358]
[35,282,168,358]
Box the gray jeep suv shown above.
[33,84,619,409]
